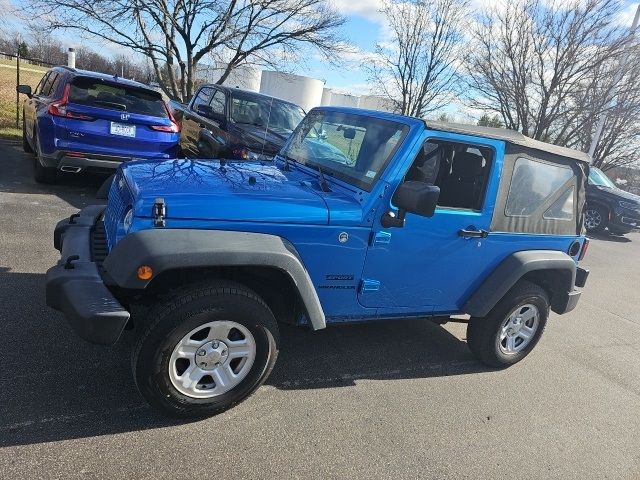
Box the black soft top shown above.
[426,121,591,164]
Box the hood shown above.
[230,123,291,155]
[121,159,330,224]
[591,184,640,204]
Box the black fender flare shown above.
[463,250,577,317]
[103,229,326,330]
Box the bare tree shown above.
[572,49,640,170]
[21,0,345,102]
[368,0,468,117]
[465,0,633,151]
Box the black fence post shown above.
[16,53,20,129]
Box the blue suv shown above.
[46,107,590,417]
[18,66,179,184]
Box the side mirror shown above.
[381,181,440,228]
[17,84,32,98]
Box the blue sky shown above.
[4,0,639,98]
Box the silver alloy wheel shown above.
[169,320,256,399]
[498,304,539,355]
[584,208,602,230]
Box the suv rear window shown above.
[69,77,167,117]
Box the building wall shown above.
[259,71,325,111]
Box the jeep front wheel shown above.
[467,280,548,368]
[132,282,279,418]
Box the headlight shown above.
[619,201,640,211]
[123,209,134,233]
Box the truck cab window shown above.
[210,90,226,115]
[192,87,213,111]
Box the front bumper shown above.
[610,207,640,232]
[46,206,130,345]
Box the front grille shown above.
[91,220,109,268]
[104,171,132,249]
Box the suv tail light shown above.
[151,102,181,133]
[48,84,94,120]
[232,147,250,160]
[578,238,589,261]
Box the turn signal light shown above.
[137,265,153,280]
[578,238,589,261]
[150,102,181,133]
[48,84,93,120]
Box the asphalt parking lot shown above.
[0,139,639,479]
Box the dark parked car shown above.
[585,167,640,235]
[173,85,305,160]
[18,66,180,184]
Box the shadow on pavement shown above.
[589,231,633,243]
[0,139,109,209]
[0,267,489,448]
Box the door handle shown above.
[458,228,489,238]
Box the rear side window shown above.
[34,72,50,95]
[505,158,573,217]
[69,77,167,117]
[41,72,58,97]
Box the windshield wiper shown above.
[92,100,127,111]
[278,153,298,171]
[317,165,331,192]
[234,120,265,126]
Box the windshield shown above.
[230,94,304,134]
[281,111,408,191]
[589,167,616,188]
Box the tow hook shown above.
[64,255,80,270]
[69,213,80,224]
[153,198,166,227]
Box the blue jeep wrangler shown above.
[46,107,590,417]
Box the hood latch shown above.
[153,198,166,227]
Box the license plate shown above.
[110,122,136,138]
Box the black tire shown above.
[33,130,56,184]
[22,116,33,153]
[132,281,279,418]
[585,204,608,233]
[467,280,549,368]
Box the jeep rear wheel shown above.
[132,281,279,418]
[467,280,549,368]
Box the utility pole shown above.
[588,4,640,159]
[15,36,21,129]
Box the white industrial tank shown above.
[196,63,262,92]
[321,87,333,106]
[358,95,395,113]
[259,71,324,111]
[326,91,360,108]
